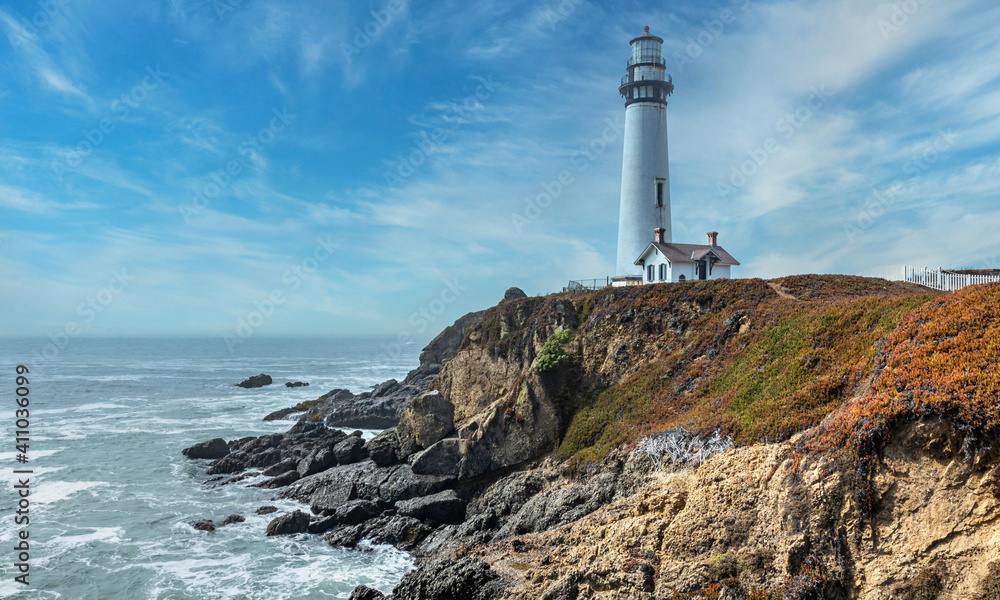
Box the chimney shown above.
[654,228,665,244]
[707,231,719,247]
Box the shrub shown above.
[537,328,574,372]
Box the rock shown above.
[337,499,381,525]
[324,524,364,548]
[256,506,278,515]
[182,438,231,460]
[397,391,455,457]
[285,381,309,387]
[253,469,301,489]
[412,438,464,477]
[236,374,273,388]
[298,447,336,477]
[363,514,433,551]
[503,287,527,301]
[349,585,385,600]
[397,490,466,523]
[189,519,215,532]
[263,407,300,421]
[220,514,245,526]
[265,510,310,536]
[366,430,402,467]
[262,458,298,477]
[372,379,401,397]
[388,557,508,600]
[284,461,453,513]
[332,435,368,465]
[204,425,347,477]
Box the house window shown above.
[648,264,655,282]
[659,264,667,280]
[678,274,686,282]
[656,181,664,207]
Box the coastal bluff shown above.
[186,276,1000,599]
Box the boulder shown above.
[397,489,466,523]
[285,381,309,387]
[333,435,368,465]
[411,438,464,477]
[189,519,215,532]
[236,374,273,388]
[285,461,453,513]
[396,391,455,457]
[366,430,402,467]
[297,447,336,477]
[503,287,527,301]
[182,438,230,460]
[256,506,278,515]
[220,514,245,526]
[253,470,301,489]
[349,585,385,600]
[265,510,310,536]
[262,458,298,477]
[388,557,508,600]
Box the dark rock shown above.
[363,515,432,551]
[263,407,300,421]
[388,557,508,600]
[220,514,245,526]
[256,506,278,515]
[284,461,453,513]
[397,490,466,523]
[265,510,310,536]
[182,438,231,460]
[189,519,215,532]
[253,469,301,489]
[237,374,273,388]
[349,585,385,600]
[503,287,527,301]
[323,524,364,548]
[297,447,336,477]
[285,381,309,387]
[372,379,401,397]
[262,458,298,477]
[332,435,368,465]
[366,430,403,467]
[411,438,463,477]
[309,499,381,533]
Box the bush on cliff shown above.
[537,329,573,372]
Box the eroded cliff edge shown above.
[189,276,1000,600]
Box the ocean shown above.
[0,337,422,599]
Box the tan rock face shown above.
[460,418,1000,599]
[396,391,455,456]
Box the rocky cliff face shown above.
[188,277,1000,600]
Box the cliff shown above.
[188,276,1000,600]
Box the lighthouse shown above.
[615,26,674,279]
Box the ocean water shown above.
[0,337,422,599]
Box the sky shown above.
[1,0,999,345]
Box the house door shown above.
[697,261,707,280]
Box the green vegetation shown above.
[537,329,574,372]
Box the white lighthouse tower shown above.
[615,26,674,279]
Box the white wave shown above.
[32,481,107,505]
[51,527,126,548]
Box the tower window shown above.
[656,181,664,207]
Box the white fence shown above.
[866,265,1000,292]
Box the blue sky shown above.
[1,0,998,343]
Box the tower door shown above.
[697,261,707,280]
